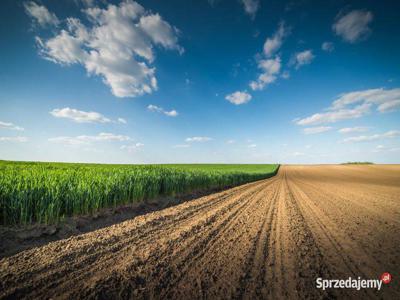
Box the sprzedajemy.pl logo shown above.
[316,273,392,291]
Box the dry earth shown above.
[1,165,399,299]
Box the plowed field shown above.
[1,165,399,299]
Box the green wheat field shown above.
[0,160,279,225]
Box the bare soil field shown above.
[1,165,399,299]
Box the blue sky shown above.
[1,0,399,164]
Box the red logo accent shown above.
[381,272,392,284]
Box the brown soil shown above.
[0,165,399,299]
[0,187,232,259]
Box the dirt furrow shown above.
[282,171,333,299]
[1,165,399,299]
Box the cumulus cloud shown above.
[225,91,252,105]
[24,1,59,27]
[342,130,400,143]
[185,136,212,142]
[48,132,131,145]
[303,126,332,135]
[50,107,127,124]
[250,56,281,91]
[50,107,112,123]
[291,50,314,69]
[296,88,400,126]
[263,22,289,57]
[333,10,373,43]
[241,0,259,19]
[147,104,178,117]
[0,136,28,142]
[32,0,182,98]
[0,121,24,131]
[322,42,334,52]
[246,22,289,92]
[164,110,178,117]
[338,127,368,134]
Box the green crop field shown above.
[0,161,279,225]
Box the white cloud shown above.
[263,22,289,57]
[139,14,183,53]
[342,130,400,143]
[0,136,28,142]
[185,136,212,142]
[297,103,370,126]
[248,144,257,148]
[225,91,252,105]
[120,142,144,152]
[48,132,131,145]
[333,10,373,43]
[34,0,182,98]
[147,104,178,117]
[246,22,289,92]
[291,50,314,69]
[338,127,368,134]
[0,121,24,131]
[147,104,162,113]
[331,88,400,111]
[377,99,400,113]
[50,107,112,123]
[322,41,334,52]
[250,56,281,90]
[226,139,236,144]
[303,126,332,134]
[117,118,127,124]
[24,1,59,27]
[164,110,178,117]
[241,0,259,19]
[296,88,400,126]
[332,88,400,113]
